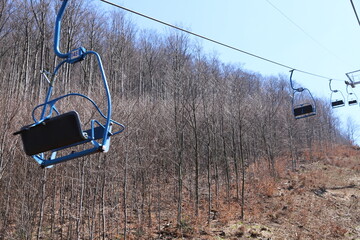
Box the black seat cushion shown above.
[15,111,86,156]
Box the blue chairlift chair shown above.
[289,70,316,120]
[14,0,124,168]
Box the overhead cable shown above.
[350,0,360,27]
[99,0,345,82]
[265,0,353,69]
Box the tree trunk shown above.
[36,169,47,240]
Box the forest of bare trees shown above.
[0,0,351,239]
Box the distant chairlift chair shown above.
[329,79,345,108]
[289,70,316,119]
[13,0,125,168]
[346,84,358,106]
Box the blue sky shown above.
[97,0,360,141]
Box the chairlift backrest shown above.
[349,99,358,106]
[14,111,86,156]
[293,104,316,119]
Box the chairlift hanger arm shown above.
[329,79,341,93]
[329,79,334,92]
[54,0,87,63]
[289,69,305,92]
[54,0,69,59]
[289,69,296,90]
[346,84,353,94]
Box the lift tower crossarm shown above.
[345,70,360,88]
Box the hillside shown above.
[0,1,357,239]
[156,148,360,240]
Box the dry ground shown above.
[154,149,360,240]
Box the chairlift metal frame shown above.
[346,84,359,106]
[329,79,345,108]
[14,0,125,168]
[289,70,316,119]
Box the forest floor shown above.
[154,148,360,240]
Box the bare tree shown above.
[346,116,358,145]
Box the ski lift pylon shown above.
[13,0,125,168]
[329,79,345,108]
[289,70,316,119]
